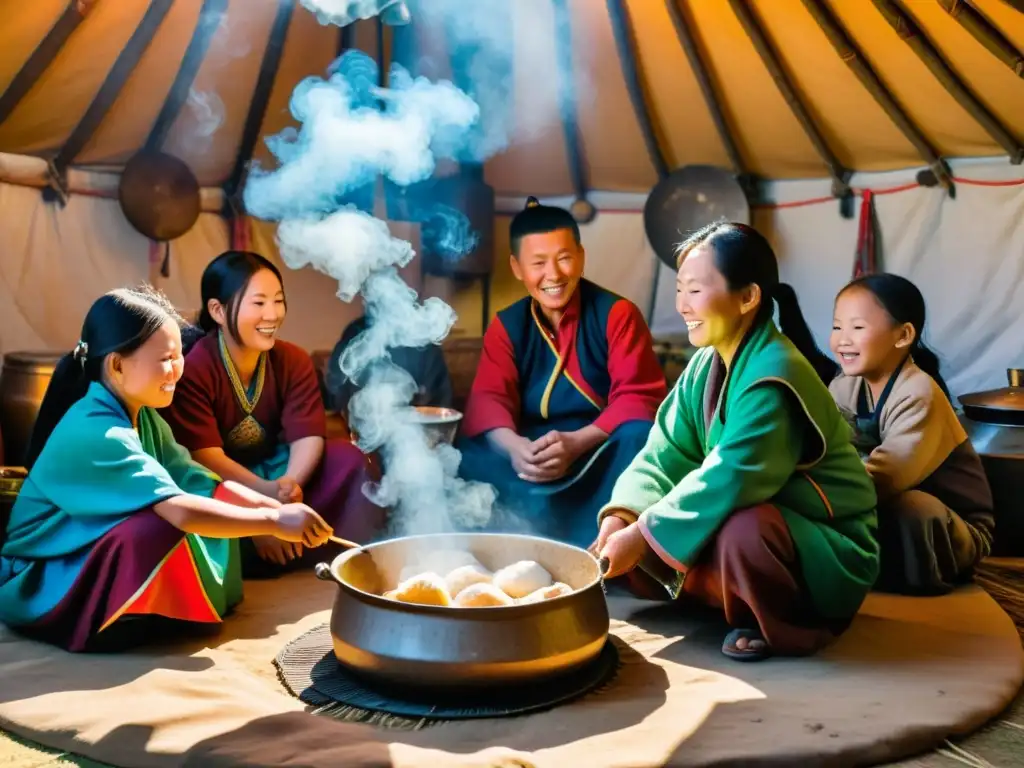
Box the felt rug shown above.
[0,573,1021,768]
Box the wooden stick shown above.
[726,0,853,195]
[799,0,956,194]
[934,0,1024,79]
[873,0,1023,164]
[330,535,363,550]
[665,0,746,174]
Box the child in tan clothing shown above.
[829,273,993,595]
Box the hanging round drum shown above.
[118,150,202,277]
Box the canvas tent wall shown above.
[0,0,1021,398]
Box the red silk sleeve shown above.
[276,343,328,443]
[593,299,668,434]
[162,345,225,452]
[461,317,521,438]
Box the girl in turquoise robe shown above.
[0,286,333,652]
[595,222,878,662]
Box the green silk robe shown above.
[601,320,879,619]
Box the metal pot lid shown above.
[959,368,1024,425]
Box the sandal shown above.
[721,628,772,662]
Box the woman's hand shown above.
[589,514,627,556]
[600,523,649,579]
[276,476,304,504]
[252,536,303,566]
[274,503,332,547]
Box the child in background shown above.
[829,273,994,595]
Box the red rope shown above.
[755,176,1024,210]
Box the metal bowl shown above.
[315,532,610,690]
[408,405,463,447]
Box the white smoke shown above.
[244,65,478,220]
[300,0,408,27]
[244,41,503,537]
[244,0,597,539]
[185,88,225,154]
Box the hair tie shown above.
[72,340,88,367]
[525,196,540,209]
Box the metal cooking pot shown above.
[958,368,1024,556]
[315,532,609,690]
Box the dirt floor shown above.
[3,558,1023,768]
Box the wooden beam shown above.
[146,0,229,151]
[727,0,852,195]
[604,0,670,178]
[47,0,174,202]
[226,0,295,202]
[0,1,98,128]
[935,0,1023,78]
[873,0,1022,163]
[798,0,955,195]
[552,0,590,203]
[664,0,745,174]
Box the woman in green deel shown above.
[594,222,879,662]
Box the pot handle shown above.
[314,562,344,586]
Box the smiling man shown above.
[456,198,667,548]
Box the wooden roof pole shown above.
[47,0,174,204]
[873,0,1022,163]
[605,0,672,324]
[226,0,295,207]
[726,0,854,203]
[664,0,745,174]
[799,0,956,196]
[0,0,100,129]
[552,0,591,209]
[604,0,670,179]
[146,0,229,151]
[935,0,1023,78]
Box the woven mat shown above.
[0,573,1022,768]
[274,624,621,728]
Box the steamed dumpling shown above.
[493,560,553,599]
[518,582,573,604]
[391,572,452,606]
[445,564,493,596]
[429,550,482,573]
[453,582,515,607]
[398,550,483,586]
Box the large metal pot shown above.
[315,532,609,690]
[959,368,1024,556]
[0,352,63,467]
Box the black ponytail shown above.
[772,283,840,385]
[24,286,184,469]
[675,221,837,385]
[24,354,90,469]
[910,341,950,400]
[839,273,951,402]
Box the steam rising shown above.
[244,44,499,538]
[300,0,409,27]
[244,0,595,538]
